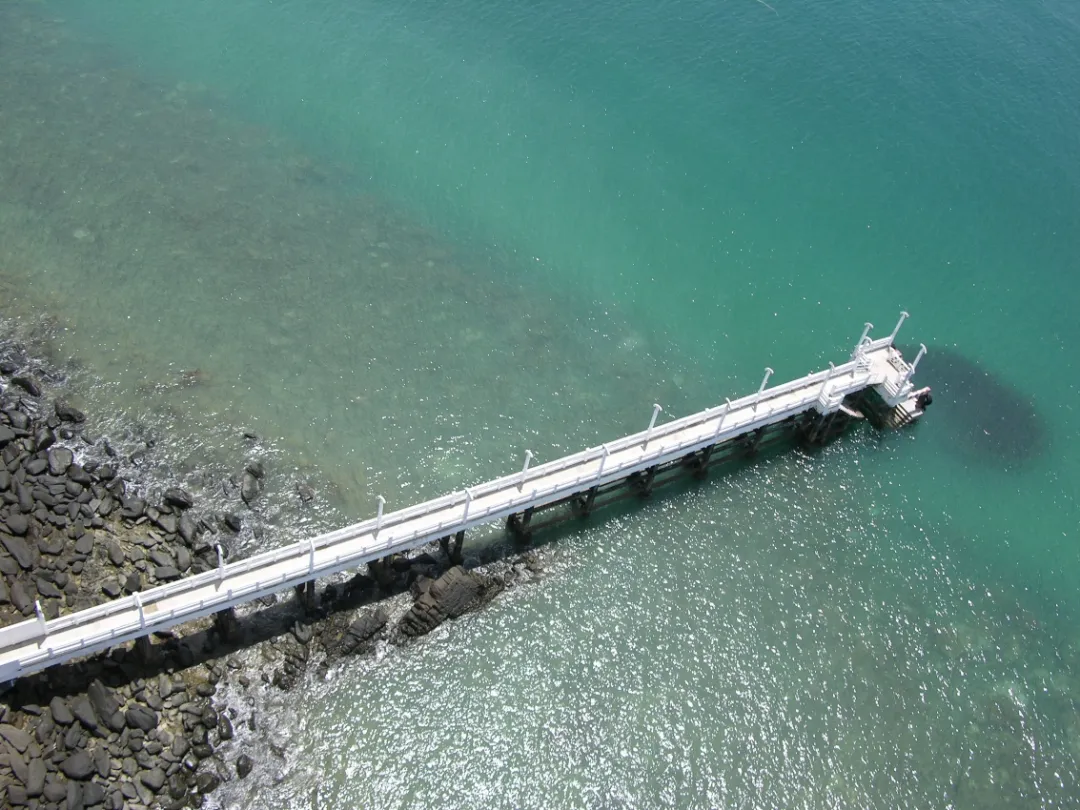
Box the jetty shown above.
[0,312,931,683]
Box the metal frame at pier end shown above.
[0,312,931,684]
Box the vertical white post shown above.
[905,344,927,382]
[819,362,836,398]
[644,403,663,447]
[134,592,145,629]
[852,322,873,358]
[375,495,386,533]
[463,489,473,521]
[758,367,774,394]
[34,600,46,634]
[308,537,316,574]
[714,398,732,440]
[598,444,610,475]
[216,544,225,583]
[519,450,534,490]
[888,311,909,344]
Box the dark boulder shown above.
[50,696,74,726]
[87,679,120,722]
[240,472,260,505]
[9,580,32,613]
[54,400,86,423]
[163,487,194,509]
[139,767,166,792]
[398,566,504,637]
[236,752,254,779]
[195,771,221,793]
[3,512,29,537]
[60,751,94,780]
[25,756,45,796]
[0,722,32,752]
[11,376,41,397]
[0,425,14,447]
[46,447,74,476]
[1,533,33,567]
[125,705,158,732]
[334,606,389,655]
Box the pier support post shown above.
[507,507,535,543]
[688,445,714,479]
[213,607,238,642]
[741,427,767,458]
[440,531,465,564]
[574,486,599,518]
[632,465,658,497]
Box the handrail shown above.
[0,314,917,674]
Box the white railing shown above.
[0,313,917,679]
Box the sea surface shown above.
[2,0,1080,806]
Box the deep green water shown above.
[2,0,1080,806]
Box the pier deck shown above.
[0,313,930,683]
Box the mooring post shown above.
[888,311,909,344]
[644,403,663,447]
[134,635,153,663]
[450,530,465,564]
[518,450,534,491]
[304,580,316,612]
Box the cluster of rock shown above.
[0,348,259,807]
[1,658,250,808]
[0,376,254,629]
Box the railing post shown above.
[598,444,610,476]
[888,311,909,344]
[644,404,663,447]
[463,489,473,521]
[753,368,774,411]
[216,544,225,584]
[758,367,774,394]
[34,600,46,635]
[852,322,873,359]
[375,495,386,534]
[519,450,534,490]
[905,344,927,382]
[308,537,316,575]
[714,398,732,440]
[134,592,146,629]
[819,362,836,398]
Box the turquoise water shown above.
[2,0,1080,806]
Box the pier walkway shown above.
[0,312,930,683]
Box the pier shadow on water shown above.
[899,344,1046,470]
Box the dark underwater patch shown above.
[900,344,1046,469]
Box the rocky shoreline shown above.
[0,332,546,809]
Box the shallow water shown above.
[2,0,1080,806]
